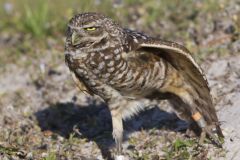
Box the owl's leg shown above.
[94,83,129,159]
[107,98,125,160]
[165,87,222,147]
[182,97,222,146]
[110,109,123,155]
[108,98,148,160]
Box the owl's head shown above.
[65,12,124,54]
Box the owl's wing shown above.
[139,38,209,90]
[71,71,94,96]
[129,35,223,140]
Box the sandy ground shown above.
[206,55,240,160]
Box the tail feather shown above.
[163,65,224,139]
[189,76,224,138]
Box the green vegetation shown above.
[163,138,199,160]
[0,0,233,39]
[23,0,50,38]
[43,152,57,160]
[0,145,22,157]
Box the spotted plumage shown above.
[65,12,223,158]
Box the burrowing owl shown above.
[65,12,223,158]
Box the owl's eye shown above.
[84,27,96,31]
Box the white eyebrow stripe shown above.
[68,24,82,30]
[68,23,100,30]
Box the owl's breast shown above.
[107,57,167,98]
[65,49,89,69]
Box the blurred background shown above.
[0,0,240,159]
[0,0,239,62]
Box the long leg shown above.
[91,82,126,159]
[108,98,150,160]
[107,97,127,160]
[93,83,146,159]
[110,108,123,155]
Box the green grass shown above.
[0,145,20,156]
[0,0,122,39]
[0,0,229,40]
[22,0,50,38]
[163,138,197,160]
[43,152,57,160]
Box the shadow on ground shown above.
[34,99,187,160]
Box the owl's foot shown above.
[114,155,125,160]
[192,112,223,147]
[199,125,223,148]
[110,107,125,160]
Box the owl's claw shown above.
[116,138,123,155]
[200,126,223,148]
[192,112,223,147]
[114,141,124,160]
[114,155,125,160]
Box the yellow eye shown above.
[84,27,96,31]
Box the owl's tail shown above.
[188,82,224,146]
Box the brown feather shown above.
[70,71,93,95]
[135,38,223,137]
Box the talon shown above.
[115,155,125,160]
[203,126,223,148]
[192,112,223,147]
[199,130,206,145]
[116,142,122,155]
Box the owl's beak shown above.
[71,31,81,46]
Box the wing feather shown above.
[130,36,222,137]
[71,71,93,95]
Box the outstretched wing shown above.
[125,29,222,137]
[140,38,209,91]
